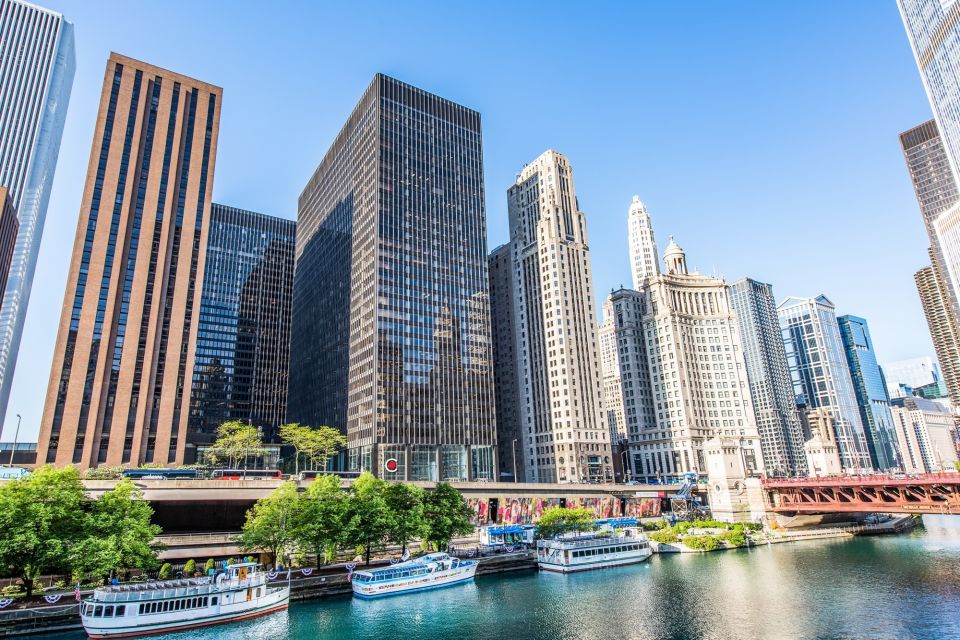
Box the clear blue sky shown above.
[3,0,937,442]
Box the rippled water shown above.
[39,517,960,640]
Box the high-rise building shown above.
[628,195,659,289]
[187,204,295,459]
[728,278,806,476]
[883,355,942,398]
[777,295,873,472]
[37,53,221,468]
[489,243,523,482]
[0,188,19,314]
[0,0,75,435]
[890,396,958,473]
[627,239,764,482]
[598,296,626,446]
[915,254,960,407]
[287,74,496,482]
[507,150,611,483]
[837,314,901,471]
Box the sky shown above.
[2,0,938,442]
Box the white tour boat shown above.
[80,561,289,638]
[351,552,477,598]
[536,524,652,573]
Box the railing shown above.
[537,533,646,550]
[763,473,960,486]
[91,577,264,603]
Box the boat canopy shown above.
[596,518,639,527]
[486,525,531,535]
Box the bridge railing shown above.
[762,472,960,487]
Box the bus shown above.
[0,466,30,480]
[210,469,283,480]
[121,468,199,480]
[298,470,360,481]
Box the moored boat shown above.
[536,523,652,573]
[350,552,476,598]
[79,561,289,639]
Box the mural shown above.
[565,496,621,519]
[466,498,490,525]
[623,497,661,518]
[496,497,564,524]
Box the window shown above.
[116,606,125,617]
[94,606,103,617]
[212,597,218,605]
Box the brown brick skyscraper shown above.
[37,53,221,468]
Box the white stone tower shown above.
[628,196,659,289]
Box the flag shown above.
[286,567,291,581]
[74,583,81,602]
[401,550,410,562]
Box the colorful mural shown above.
[565,496,621,519]
[466,498,490,525]
[623,497,661,518]
[496,497,564,524]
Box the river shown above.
[39,517,960,640]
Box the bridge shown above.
[763,473,960,515]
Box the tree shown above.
[238,481,300,566]
[204,558,215,574]
[0,466,87,597]
[279,423,311,475]
[183,559,196,576]
[305,426,348,471]
[70,479,163,583]
[383,483,426,554]
[535,507,596,540]
[207,420,265,469]
[342,473,393,565]
[296,474,348,564]
[421,483,473,551]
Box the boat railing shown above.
[91,576,264,602]
[539,532,646,550]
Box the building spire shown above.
[628,195,659,289]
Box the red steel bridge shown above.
[763,473,960,515]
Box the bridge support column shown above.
[704,436,766,523]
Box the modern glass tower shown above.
[728,278,807,477]
[187,204,295,460]
[37,53,221,468]
[0,0,75,436]
[777,295,873,472]
[288,74,496,481]
[837,315,902,471]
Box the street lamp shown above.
[620,450,630,483]
[7,414,20,467]
[511,439,518,483]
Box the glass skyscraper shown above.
[837,315,902,472]
[0,0,75,436]
[187,204,295,459]
[288,74,496,481]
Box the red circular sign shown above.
[385,458,398,473]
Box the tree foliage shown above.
[342,473,394,565]
[296,475,348,564]
[383,482,425,553]
[421,482,473,550]
[207,420,265,468]
[0,466,87,596]
[238,480,300,566]
[279,423,347,474]
[535,507,596,540]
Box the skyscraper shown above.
[507,150,611,483]
[628,195,659,289]
[915,250,960,407]
[37,53,221,468]
[728,278,806,477]
[837,314,901,471]
[0,188,19,314]
[627,239,764,482]
[187,204,295,459]
[777,295,873,472]
[882,355,942,397]
[288,74,496,482]
[890,396,957,473]
[0,0,75,435]
[488,243,523,481]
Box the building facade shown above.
[507,150,610,483]
[37,53,221,468]
[890,396,958,473]
[187,204,295,459]
[288,74,496,482]
[628,239,764,483]
[628,195,659,290]
[489,243,523,481]
[777,295,873,472]
[883,355,942,398]
[0,188,19,315]
[728,278,806,477]
[837,315,901,471]
[0,0,75,435]
[915,253,960,408]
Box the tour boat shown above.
[79,561,289,638]
[536,526,652,573]
[350,552,477,598]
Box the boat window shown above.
[164,601,170,612]
[203,597,208,606]
[212,597,218,605]
[151,602,158,614]
[94,606,103,617]
[116,606,125,617]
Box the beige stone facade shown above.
[37,53,221,468]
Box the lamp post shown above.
[620,450,630,483]
[7,414,20,467]
[511,439,518,483]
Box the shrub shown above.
[650,529,679,544]
[183,559,196,575]
[1,585,22,595]
[158,563,172,579]
[204,559,215,574]
[720,530,747,547]
[84,466,125,480]
[682,535,720,551]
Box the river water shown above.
[40,517,960,640]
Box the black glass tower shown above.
[187,203,295,459]
[288,74,496,481]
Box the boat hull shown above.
[538,551,652,573]
[352,563,477,599]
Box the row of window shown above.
[571,543,647,558]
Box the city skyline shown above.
[1,0,943,442]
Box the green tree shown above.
[204,558,215,574]
[279,423,311,475]
[158,563,172,579]
[305,426,348,471]
[535,507,596,540]
[207,420,265,469]
[342,473,393,565]
[238,481,300,566]
[0,466,87,597]
[296,474,348,564]
[421,482,473,551]
[183,559,196,576]
[384,482,425,554]
[70,479,163,582]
